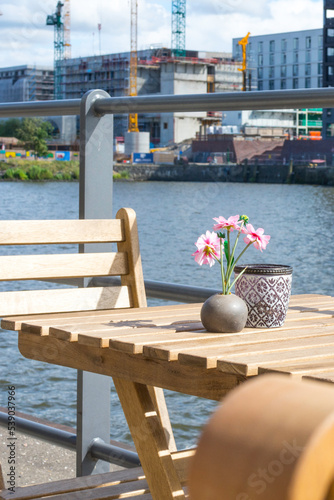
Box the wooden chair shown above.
[188,374,334,500]
[0,449,192,499]
[0,207,177,497]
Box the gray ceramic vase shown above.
[234,264,293,328]
[200,293,248,333]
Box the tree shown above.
[0,118,22,137]
[17,118,53,157]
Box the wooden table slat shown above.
[143,321,334,361]
[216,344,334,376]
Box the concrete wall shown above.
[114,162,334,186]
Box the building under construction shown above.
[59,47,242,145]
[0,65,54,102]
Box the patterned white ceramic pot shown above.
[234,264,293,328]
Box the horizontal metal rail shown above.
[0,99,80,117]
[1,88,334,117]
[94,88,334,114]
[90,277,219,303]
[0,412,140,468]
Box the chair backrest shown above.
[0,207,146,317]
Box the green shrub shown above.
[120,170,129,179]
[71,167,80,180]
[62,172,72,181]
[39,168,53,180]
[113,172,122,180]
[3,169,14,179]
[27,165,42,180]
[13,168,28,181]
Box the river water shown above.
[0,181,333,448]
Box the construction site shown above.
[0,0,333,165]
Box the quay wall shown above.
[114,163,334,186]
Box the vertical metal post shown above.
[77,89,114,476]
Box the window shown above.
[269,40,275,52]
[305,77,311,88]
[306,36,311,49]
[269,66,275,78]
[281,53,287,64]
[329,66,334,76]
[281,65,286,77]
[281,39,287,51]
[258,67,263,79]
[293,52,299,63]
[163,122,168,129]
[318,76,323,87]
[319,48,323,62]
[269,79,275,90]
[328,47,334,56]
[318,34,323,46]
[305,64,311,75]
[293,37,299,50]
[293,64,299,76]
[258,54,263,66]
[258,80,263,91]
[258,41,263,53]
[318,62,323,74]
[280,79,286,89]
[293,78,299,89]
[269,53,275,65]
[306,51,311,62]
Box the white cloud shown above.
[0,0,324,68]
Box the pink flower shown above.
[243,224,271,252]
[192,231,221,267]
[213,215,241,232]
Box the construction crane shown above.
[128,0,139,133]
[238,32,250,91]
[46,2,65,99]
[63,0,71,59]
[171,0,186,57]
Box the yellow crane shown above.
[238,32,250,91]
[128,0,139,132]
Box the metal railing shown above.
[1,87,334,118]
[0,86,333,475]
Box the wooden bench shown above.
[0,449,193,499]
[0,207,177,498]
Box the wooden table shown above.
[3,293,334,500]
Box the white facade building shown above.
[228,29,323,137]
[233,28,323,91]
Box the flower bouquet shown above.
[193,215,270,333]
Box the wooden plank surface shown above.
[0,219,124,245]
[143,320,334,361]
[2,303,200,331]
[0,286,131,318]
[0,252,128,281]
[2,304,199,334]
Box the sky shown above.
[0,0,324,69]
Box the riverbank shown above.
[0,160,79,181]
[1,159,334,185]
[114,163,334,186]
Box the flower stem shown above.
[225,242,252,294]
[220,238,226,294]
[225,225,242,288]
